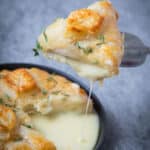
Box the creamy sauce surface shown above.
[32,112,99,150]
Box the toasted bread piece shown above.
[0,105,17,142]
[0,69,39,99]
[66,9,104,40]
[0,67,94,149]
[0,105,16,131]
[1,105,56,150]
[19,126,56,150]
[38,1,123,80]
[0,68,93,114]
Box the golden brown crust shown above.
[0,105,16,131]
[0,70,94,148]
[20,126,56,150]
[66,9,104,40]
[28,68,56,92]
[0,105,56,150]
[0,68,92,115]
[38,1,123,80]
[0,67,92,115]
[4,69,38,93]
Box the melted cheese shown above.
[45,52,110,80]
[31,112,99,150]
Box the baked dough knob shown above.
[1,69,39,99]
[0,105,16,141]
[5,69,37,93]
[66,9,104,40]
[20,126,56,150]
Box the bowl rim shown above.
[0,63,106,150]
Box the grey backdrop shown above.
[0,0,150,149]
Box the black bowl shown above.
[0,63,105,150]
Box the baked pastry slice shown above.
[0,68,94,150]
[0,68,93,115]
[0,105,56,150]
[38,1,124,80]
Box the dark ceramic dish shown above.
[0,63,105,150]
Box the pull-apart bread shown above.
[38,1,123,80]
[0,68,93,149]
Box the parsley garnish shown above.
[5,94,10,100]
[51,91,61,95]
[97,35,105,45]
[0,98,3,104]
[82,47,93,54]
[15,137,22,141]
[36,41,42,50]
[75,42,82,49]
[33,48,39,56]
[5,104,14,108]
[42,90,48,95]
[75,42,93,55]
[24,124,32,128]
[43,30,48,42]
[92,60,99,65]
[32,41,42,56]
[63,93,69,97]
[47,76,57,85]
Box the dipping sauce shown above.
[32,112,99,150]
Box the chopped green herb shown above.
[43,30,48,42]
[47,76,57,84]
[75,42,93,55]
[24,124,32,129]
[15,137,22,141]
[5,104,13,107]
[36,41,42,50]
[5,94,10,99]
[62,93,69,97]
[42,90,48,95]
[52,91,61,95]
[33,48,39,56]
[75,42,82,49]
[92,60,99,65]
[97,35,105,45]
[32,41,42,56]
[51,90,69,97]
[82,47,93,54]
[0,98,3,104]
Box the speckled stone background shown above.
[0,0,150,149]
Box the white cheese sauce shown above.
[31,112,99,150]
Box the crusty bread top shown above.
[0,68,92,114]
[0,67,93,149]
[38,1,123,80]
[0,104,56,150]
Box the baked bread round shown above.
[0,68,93,149]
[38,1,123,80]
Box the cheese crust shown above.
[38,1,123,80]
[0,67,93,149]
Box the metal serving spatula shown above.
[121,32,150,67]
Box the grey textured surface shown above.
[0,0,150,149]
